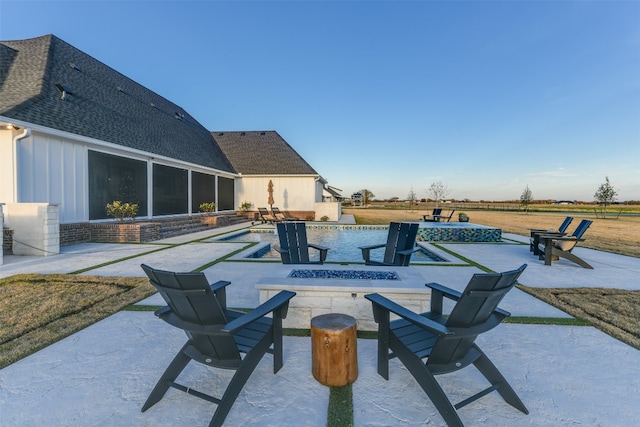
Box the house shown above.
[213,131,330,220]
[0,35,338,250]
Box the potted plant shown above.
[199,202,216,214]
[106,201,138,222]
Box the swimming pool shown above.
[217,226,449,263]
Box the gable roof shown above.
[213,130,318,175]
[0,35,235,173]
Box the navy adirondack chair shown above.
[140,264,295,427]
[276,222,329,264]
[422,208,443,222]
[359,222,420,266]
[365,264,529,427]
[529,216,573,254]
[537,219,593,268]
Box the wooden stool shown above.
[311,313,358,387]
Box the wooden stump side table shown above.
[311,313,358,387]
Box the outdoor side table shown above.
[311,313,358,387]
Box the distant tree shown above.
[594,176,618,218]
[407,187,417,212]
[389,196,400,206]
[520,185,533,213]
[361,189,375,206]
[427,180,451,208]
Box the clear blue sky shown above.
[1,0,638,202]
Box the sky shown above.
[1,0,639,202]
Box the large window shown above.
[153,164,188,215]
[218,176,235,211]
[192,171,216,213]
[88,150,148,220]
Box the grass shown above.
[0,274,155,369]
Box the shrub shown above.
[106,201,138,222]
[239,201,253,212]
[320,215,329,222]
[199,202,216,213]
[458,212,469,222]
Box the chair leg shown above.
[390,336,464,427]
[472,347,529,415]
[557,250,594,269]
[142,343,192,412]
[209,334,274,427]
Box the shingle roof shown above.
[0,35,235,173]
[213,131,318,175]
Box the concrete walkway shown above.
[1,223,639,426]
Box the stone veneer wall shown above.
[4,203,60,256]
[2,228,12,256]
[90,223,160,243]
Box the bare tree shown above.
[361,189,375,206]
[520,185,533,213]
[427,180,451,208]
[594,176,618,218]
[407,187,417,212]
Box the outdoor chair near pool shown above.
[529,216,573,254]
[439,209,456,222]
[140,264,296,427]
[365,264,529,427]
[276,221,330,264]
[359,222,420,266]
[422,208,443,222]
[271,206,299,221]
[257,207,278,223]
[537,219,594,269]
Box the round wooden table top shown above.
[311,313,356,331]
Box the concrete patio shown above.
[1,221,639,426]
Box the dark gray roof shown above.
[213,131,318,175]
[0,35,235,173]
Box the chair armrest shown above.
[308,243,329,263]
[397,246,420,256]
[209,280,231,292]
[223,290,296,333]
[359,243,385,262]
[426,282,462,301]
[365,293,452,336]
[358,243,385,251]
[308,243,330,252]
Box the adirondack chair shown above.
[359,222,420,266]
[271,206,299,221]
[422,208,443,222]
[439,210,456,223]
[140,264,296,427]
[365,264,528,427]
[537,219,593,269]
[529,216,573,254]
[257,207,278,223]
[276,221,329,264]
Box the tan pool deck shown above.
[1,217,639,426]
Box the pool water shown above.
[220,228,448,263]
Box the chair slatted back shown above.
[277,222,310,264]
[428,264,526,366]
[558,216,574,233]
[141,264,240,363]
[572,219,592,239]
[383,222,419,266]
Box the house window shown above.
[153,164,188,215]
[192,171,216,213]
[88,150,148,220]
[218,176,235,211]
